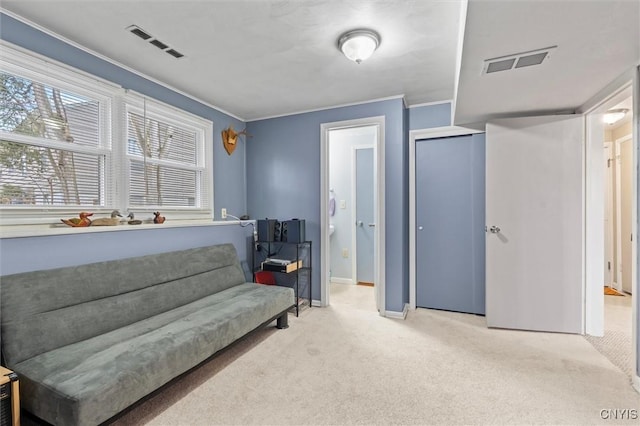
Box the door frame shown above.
[616,134,634,294]
[581,74,638,391]
[352,144,375,285]
[604,141,615,289]
[320,116,385,315]
[409,126,483,310]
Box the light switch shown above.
[340,200,346,209]
[342,248,349,258]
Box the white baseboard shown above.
[312,299,323,307]
[330,277,353,285]
[385,303,409,320]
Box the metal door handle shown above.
[368,223,375,227]
[357,221,363,227]
[489,225,501,234]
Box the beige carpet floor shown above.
[107,283,639,425]
[585,292,634,378]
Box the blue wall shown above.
[246,99,404,310]
[0,13,247,218]
[0,225,254,276]
[408,103,452,130]
[246,100,451,312]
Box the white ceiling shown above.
[455,0,640,125]
[2,1,639,124]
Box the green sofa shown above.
[0,243,294,425]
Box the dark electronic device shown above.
[257,219,277,242]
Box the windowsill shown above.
[0,219,255,239]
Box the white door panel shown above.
[486,115,583,333]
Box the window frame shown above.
[121,91,213,221]
[0,43,214,227]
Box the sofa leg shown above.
[276,312,289,329]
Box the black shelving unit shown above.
[254,240,312,317]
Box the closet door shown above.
[415,134,485,315]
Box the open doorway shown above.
[585,85,636,381]
[594,93,635,377]
[320,116,385,315]
[327,126,376,311]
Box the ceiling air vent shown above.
[129,26,151,40]
[483,46,556,75]
[150,39,169,50]
[126,25,185,59]
[166,49,184,59]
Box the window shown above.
[123,94,211,215]
[0,45,213,227]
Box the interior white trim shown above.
[321,116,386,316]
[604,141,614,288]
[254,95,404,122]
[407,100,454,109]
[385,303,409,320]
[409,126,483,310]
[451,0,469,126]
[0,219,250,239]
[615,135,633,294]
[584,110,604,336]
[330,277,353,285]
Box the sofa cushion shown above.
[14,283,294,426]
[1,244,246,365]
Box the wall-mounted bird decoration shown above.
[221,125,251,155]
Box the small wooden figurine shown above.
[91,210,122,226]
[126,212,142,225]
[153,211,166,224]
[61,212,93,227]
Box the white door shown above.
[486,115,583,333]
[619,138,633,294]
[604,143,614,286]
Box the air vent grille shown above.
[150,39,169,50]
[483,46,556,75]
[166,49,185,59]
[126,25,185,59]
[486,58,516,74]
[130,27,151,40]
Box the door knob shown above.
[357,221,363,227]
[489,225,501,234]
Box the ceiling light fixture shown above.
[338,29,380,64]
[603,108,629,125]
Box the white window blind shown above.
[124,95,211,215]
[0,70,110,208]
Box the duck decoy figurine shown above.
[153,211,166,224]
[126,212,142,225]
[61,212,93,227]
[90,210,122,226]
